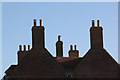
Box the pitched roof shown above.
[54,57,83,69]
[5,65,17,74]
[73,49,119,78]
[55,57,79,62]
[6,48,66,78]
[59,58,82,69]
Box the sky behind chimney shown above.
[2,2,118,77]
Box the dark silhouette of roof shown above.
[73,49,119,78]
[3,19,120,79]
[59,58,82,69]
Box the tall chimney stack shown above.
[32,19,45,49]
[90,20,103,49]
[56,35,63,58]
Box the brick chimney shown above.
[32,19,45,49]
[56,35,63,58]
[69,45,79,57]
[90,20,103,49]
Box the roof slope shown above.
[73,49,119,78]
[55,57,79,63]
[6,48,66,78]
[59,58,81,69]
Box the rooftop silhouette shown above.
[2,19,120,79]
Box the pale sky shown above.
[1,2,119,79]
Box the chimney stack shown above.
[90,20,103,49]
[56,35,63,58]
[69,45,79,57]
[32,19,45,49]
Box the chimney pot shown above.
[19,45,22,51]
[58,35,61,41]
[92,20,94,27]
[40,19,43,26]
[97,20,100,27]
[34,19,36,26]
[74,45,77,50]
[24,45,26,51]
[70,45,73,50]
[28,45,30,51]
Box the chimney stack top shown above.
[58,35,61,41]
